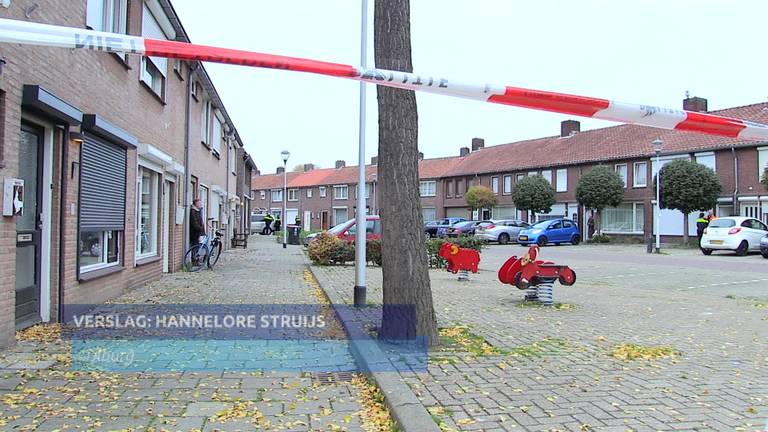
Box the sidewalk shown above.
[0,235,372,431]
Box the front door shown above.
[303,210,311,230]
[321,211,329,230]
[162,180,172,273]
[15,122,43,329]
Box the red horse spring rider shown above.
[438,243,480,280]
[498,246,576,305]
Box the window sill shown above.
[633,185,648,189]
[174,68,184,81]
[136,255,161,267]
[111,52,131,70]
[139,81,167,105]
[201,141,210,150]
[78,265,124,282]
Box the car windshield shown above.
[328,221,351,234]
[708,219,736,228]
[453,221,475,229]
[531,220,552,229]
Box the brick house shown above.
[252,98,768,240]
[0,0,254,347]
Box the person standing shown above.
[262,213,274,235]
[273,215,281,234]
[696,212,709,246]
[587,213,596,239]
[190,198,206,246]
[294,215,301,227]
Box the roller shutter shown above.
[80,134,127,231]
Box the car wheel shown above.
[536,236,548,247]
[762,251,768,259]
[701,248,713,256]
[735,241,749,256]
[424,232,431,239]
[498,233,510,245]
[571,235,581,245]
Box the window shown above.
[211,113,223,155]
[334,185,348,200]
[422,208,437,222]
[365,183,371,199]
[528,171,536,177]
[615,164,628,188]
[201,100,212,145]
[556,169,568,192]
[633,162,648,187]
[503,175,512,194]
[602,203,645,233]
[695,152,716,172]
[419,181,436,197]
[229,144,236,175]
[191,81,200,101]
[140,4,169,100]
[199,185,209,222]
[491,177,499,194]
[86,0,127,33]
[319,186,327,198]
[333,207,348,225]
[758,147,768,179]
[79,231,120,270]
[306,188,313,198]
[260,190,266,200]
[173,59,184,80]
[541,170,552,184]
[288,189,299,201]
[446,180,454,198]
[271,189,283,202]
[136,167,160,257]
[456,179,465,197]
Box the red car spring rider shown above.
[498,246,576,305]
[438,243,480,278]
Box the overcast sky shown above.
[172,0,767,174]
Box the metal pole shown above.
[655,150,661,253]
[353,0,368,307]
[283,159,287,249]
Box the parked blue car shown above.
[517,218,581,246]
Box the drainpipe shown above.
[224,133,231,241]
[183,63,199,254]
[57,126,69,322]
[732,147,738,215]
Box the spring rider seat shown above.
[498,245,576,305]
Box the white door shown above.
[162,181,171,273]
[286,209,299,225]
[303,211,312,230]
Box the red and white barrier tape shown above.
[2,18,767,141]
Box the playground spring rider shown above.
[438,242,480,281]
[498,246,576,305]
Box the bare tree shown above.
[374,0,438,345]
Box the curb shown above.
[307,265,441,432]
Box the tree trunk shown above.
[682,213,689,245]
[374,0,438,346]
[596,209,602,235]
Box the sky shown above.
[172,0,768,175]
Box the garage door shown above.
[535,204,566,222]
[493,206,515,219]
[446,207,469,218]
[422,208,437,222]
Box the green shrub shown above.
[425,237,484,269]
[308,234,382,266]
[366,240,382,266]
[588,234,612,244]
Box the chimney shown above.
[276,166,285,174]
[471,138,484,151]
[303,163,314,172]
[683,96,708,112]
[335,160,346,169]
[418,152,424,160]
[460,147,470,157]
[561,120,580,137]
[371,156,378,165]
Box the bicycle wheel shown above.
[208,241,223,269]
[183,243,209,272]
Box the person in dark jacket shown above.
[190,198,206,245]
[273,215,281,234]
[262,213,274,235]
[696,212,709,246]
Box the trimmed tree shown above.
[656,159,722,245]
[511,175,555,221]
[374,0,438,345]
[575,166,625,235]
[465,185,498,217]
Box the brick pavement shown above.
[312,244,768,432]
[0,235,370,431]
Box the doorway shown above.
[162,180,173,273]
[15,122,44,329]
[321,211,329,230]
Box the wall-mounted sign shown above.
[3,178,24,217]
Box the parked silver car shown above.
[475,219,530,244]
[250,213,267,235]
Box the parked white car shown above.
[475,219,530,244]
[700,216,768,256]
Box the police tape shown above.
[2,18,767,141]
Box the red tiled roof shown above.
[445,102,768,176]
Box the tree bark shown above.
[374,0,438,346]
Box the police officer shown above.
[696,212,709,246]
[262,213,274,235]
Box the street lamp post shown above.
[281,150,290,249]
[652,139,663,254]
[353,0,369,307]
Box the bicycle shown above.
[183,228,223,272]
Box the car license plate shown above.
[710,240,723,245]
[519,235,528,241]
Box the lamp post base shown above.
[353,285,366,307]
[283,243,287,249]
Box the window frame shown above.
[334,185,349,200]
[503,175,512,194]
[259,190,266,200]
[601,202,645,234]
[287,188,299,202]
[633,162,648,187]
[306,188,313,198]
[319,186,327,198]
[419,180,437,197]
[615,163,628,188]
[136,166,161,259]
[201,99,212,146]
[491,176,499,194]
[271,189,283,203]
[556,169,568,192]
[541,170,552,184]
[445,180,454,198]
[79,230,121,273]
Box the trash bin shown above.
[287,225,301,245]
